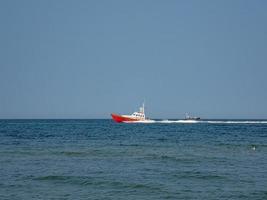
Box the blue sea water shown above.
[0,119,267,200]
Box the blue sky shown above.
[0,0,267,119]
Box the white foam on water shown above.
[124,120,156,124]
[205,120,267,124]
[159,120,200,123]
[126,120,267,124]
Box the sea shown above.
[0,119,267,200]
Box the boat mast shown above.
[185,113,189,119]
[142,101,145,119]
[143,102,145,113]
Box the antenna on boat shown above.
[139,100,145,114]
[143,100,145,114]
[185,113,189,119]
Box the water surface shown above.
[0,119,266,199]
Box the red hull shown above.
[111,113,141,123]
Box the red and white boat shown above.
[111,103,148,123]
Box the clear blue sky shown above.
[0,0,267,119]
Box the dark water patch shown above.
[33,175,97,187]
[53,149,119,157]
[34,175,77,181]
[157,137,169,142]
[33,175,165,192]
[0,149,120,158]
[119,143,153,147]
[172,171,229,181]
[0,150,45,156]
[216,143,267,152]
[220,191,267,200]
[145,154,196,164]
[58,151,87,157]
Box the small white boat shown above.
[185,113,200,120]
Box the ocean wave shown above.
[172,171,228,181]
[146,154,196,163]
[33,175,163,191]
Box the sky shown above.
[0,0,267,119]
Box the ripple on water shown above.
[33,175,165,192]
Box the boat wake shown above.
[124,120,156,124]
[127,120,267,124]
[204,120,267,124]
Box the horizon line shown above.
[1,118,267,120]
